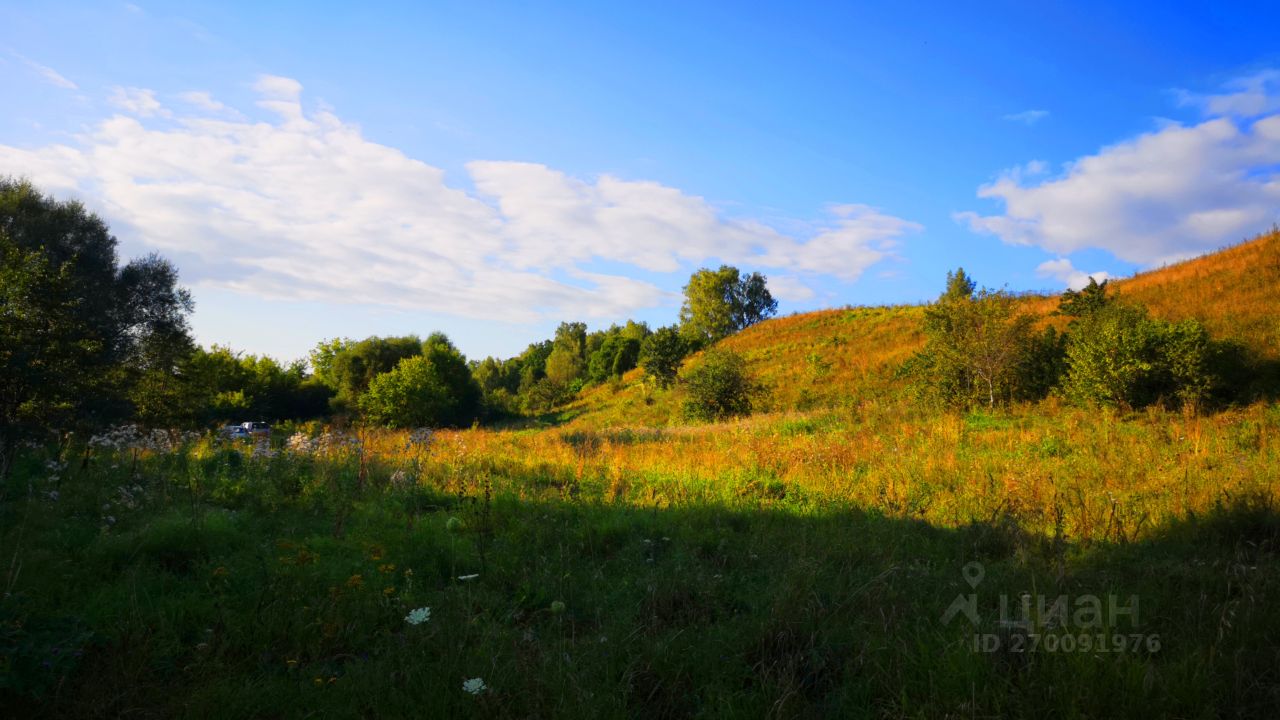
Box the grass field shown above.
[3,400,1279,718]
[4,231,1279,717]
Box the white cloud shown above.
[0,75,913,323]
[1035,258,1111,291]
[959,71,1280,266]
[178,90,238,116]
[1004,109,1049,125]
[11,52,78,90]
[108,86,168,117]
[752,203,920,281]
[763,274,816,302]
[1174,70,1280,117]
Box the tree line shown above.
[0,179,779,470]
[8,177,1268,479]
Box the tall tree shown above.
[678,265,777,345]
[1,179,194,473]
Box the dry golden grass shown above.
[566,228,1280,426]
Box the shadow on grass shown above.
[2,463,1278,719]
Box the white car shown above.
[222,425,251,440]
[241,421,271,436]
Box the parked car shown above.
[241,421,271,437]
[222,425,251,440]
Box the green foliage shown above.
[308,338,354,389]
[1057,277,1111,317]
[186,346,332,424]
[680,348,762,421]
[543,322,588,388]
[0,178,193,462]
[1062,303,1215,409]
[678,265,777,345]
[942,267,976,302]
[639,326,689,389]
[359,335,479,428]
[586,331,643,383]
[326,336,423,413]
[913,272,1038,407]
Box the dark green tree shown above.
[1057,277,1110,318]
[1,179,193,473]
[680,348,762,421]
[639,325,689,388]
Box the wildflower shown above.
[550,600,566,614]
[345,574,364,589]
[46,491,59,502]
[462,677,487,695]
[457,574,479,582]
[286,659,298,669]
[314,677,323,687]
[378,563,396,574]
[212,566,229,578]
[383,586,395,596]
[405,607,431,625]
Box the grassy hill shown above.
[563,228,1280,428]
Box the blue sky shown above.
[3,1,1280,363]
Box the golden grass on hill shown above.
[567,228,1280,425]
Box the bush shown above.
[358,336,480,427]
[680,349,762,421]
[910,278,1038,408]
[1061,303,1214,409]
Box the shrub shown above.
[680,348,762,421]
[1061,303,1214,409]
[359,336,480,427]
[910,275,1038,408]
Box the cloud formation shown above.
[1003,109,1049,125]
[1035,258,1111,291]
[108,87,168,117]
[0,75,915,322]
[960,71,1280,267]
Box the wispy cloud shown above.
[1174,70,1280,117]
[108,86,168,117]
[959,70,1280,266]
[10,52,78,90]
[1003,109,1049,125]
[0,75,918,322]
[177,90,238,116]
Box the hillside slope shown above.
[563,229,1280,428]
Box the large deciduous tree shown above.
[678,266,777,346]
[0,178,194,473]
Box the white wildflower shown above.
[462,677,487,695]
[457,574,479,582]
[405,607,431,626]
